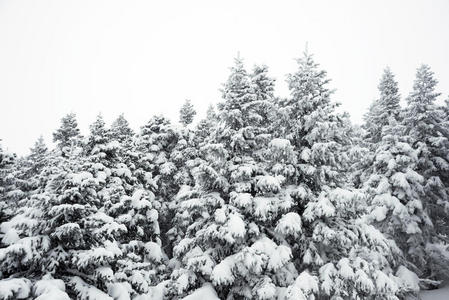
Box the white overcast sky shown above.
[1,0,448,155]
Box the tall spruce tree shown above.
[364,68,401,146]
[53,113,82,156]
[110,114,134,145]
[179,100,197,127]
[27,136,48,177]
[0,142,15,224]
[400,65,449,281]
[363,119,432,282]
[276,52,403,299]
[195,104,218,145]
[169,56,296,299]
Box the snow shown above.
[0,278,31,299]
[71,277,113,300]
[230,192,252,208]
[396,265,420,293]
[107,282,131,300]
[275,212,302,237]
[420,285,449,300]
[144,241,163,262]
[255,278,276,299]
[371,205,388,222]
[133,282,166,300]
[226,214,246,239]
[182,283,219,300]
[212,257,235,285]
[256,175,283,193]
[70,171,94,184]
[34,274,70,300]
[214,208,227,224]
[1,228,20,245]
[76,240,122,268]
[253,197,272,220]
[337,258,354,279]
[269,138,291,150]
[294,271,319,295]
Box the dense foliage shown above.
[1,53,448,300]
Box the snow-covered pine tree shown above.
[85,114,109,157]
[3,136,50,217]
[0,114,164,299]
[179,100,197,127]
[195,104,218,145]
[249,64,277,135]
[27,136,49,178]
[0,142,15,224]
[354,68,403,189]
[363,118,434,289]
[83,114,165,297]
[377,68,401,124]
[363,68,401,147]
[251,65,275,102]
[53,113,83,157]
[134,116,178,197]
[168,56,300,299]
[276,51,403,299]
[133,116,179,262]
[400,65,449,281]
[206,103,217,122]
[110,114,134,145]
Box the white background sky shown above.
[1,0,448,155]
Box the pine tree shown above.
[206,104,217,122]
[134,115,178,198]
[250,64,277,132]
[364,119,433,280]
[110,114,134,144]
[85,114,110,157]
[53,113,82,156]
[0,115,165,298]
[217,56,257,134]
[133,116,179,259]
[400,65,449,281]
[363,101,382,146]
[363,68,401,146]
[195,104,218,145]
[27,136,48,177]
[169,57,296,299]
[356,68,403,189]
[0,142,15,224]
[179,100,197,127]
[276,52,402,299]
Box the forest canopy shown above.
[1,52,449,300]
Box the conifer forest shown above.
[1,52,449,300]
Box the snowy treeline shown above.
[1,52,449,300]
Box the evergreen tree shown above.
[364,119,433,281]
[250,64,277,132]
[179,100,197,126]
[85,114,109,157]
[400,65,449,280]
[363,68,401,146]
[134,116,179,258]
[276,52,402,299]
[0,116,164,298]
[53,113,82,156]
[134,116,178,198]
[0,142,15,224]
[169,56,295,299]
[27,136,48,177]
[110,114,134,144]
[195,104,218,145]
